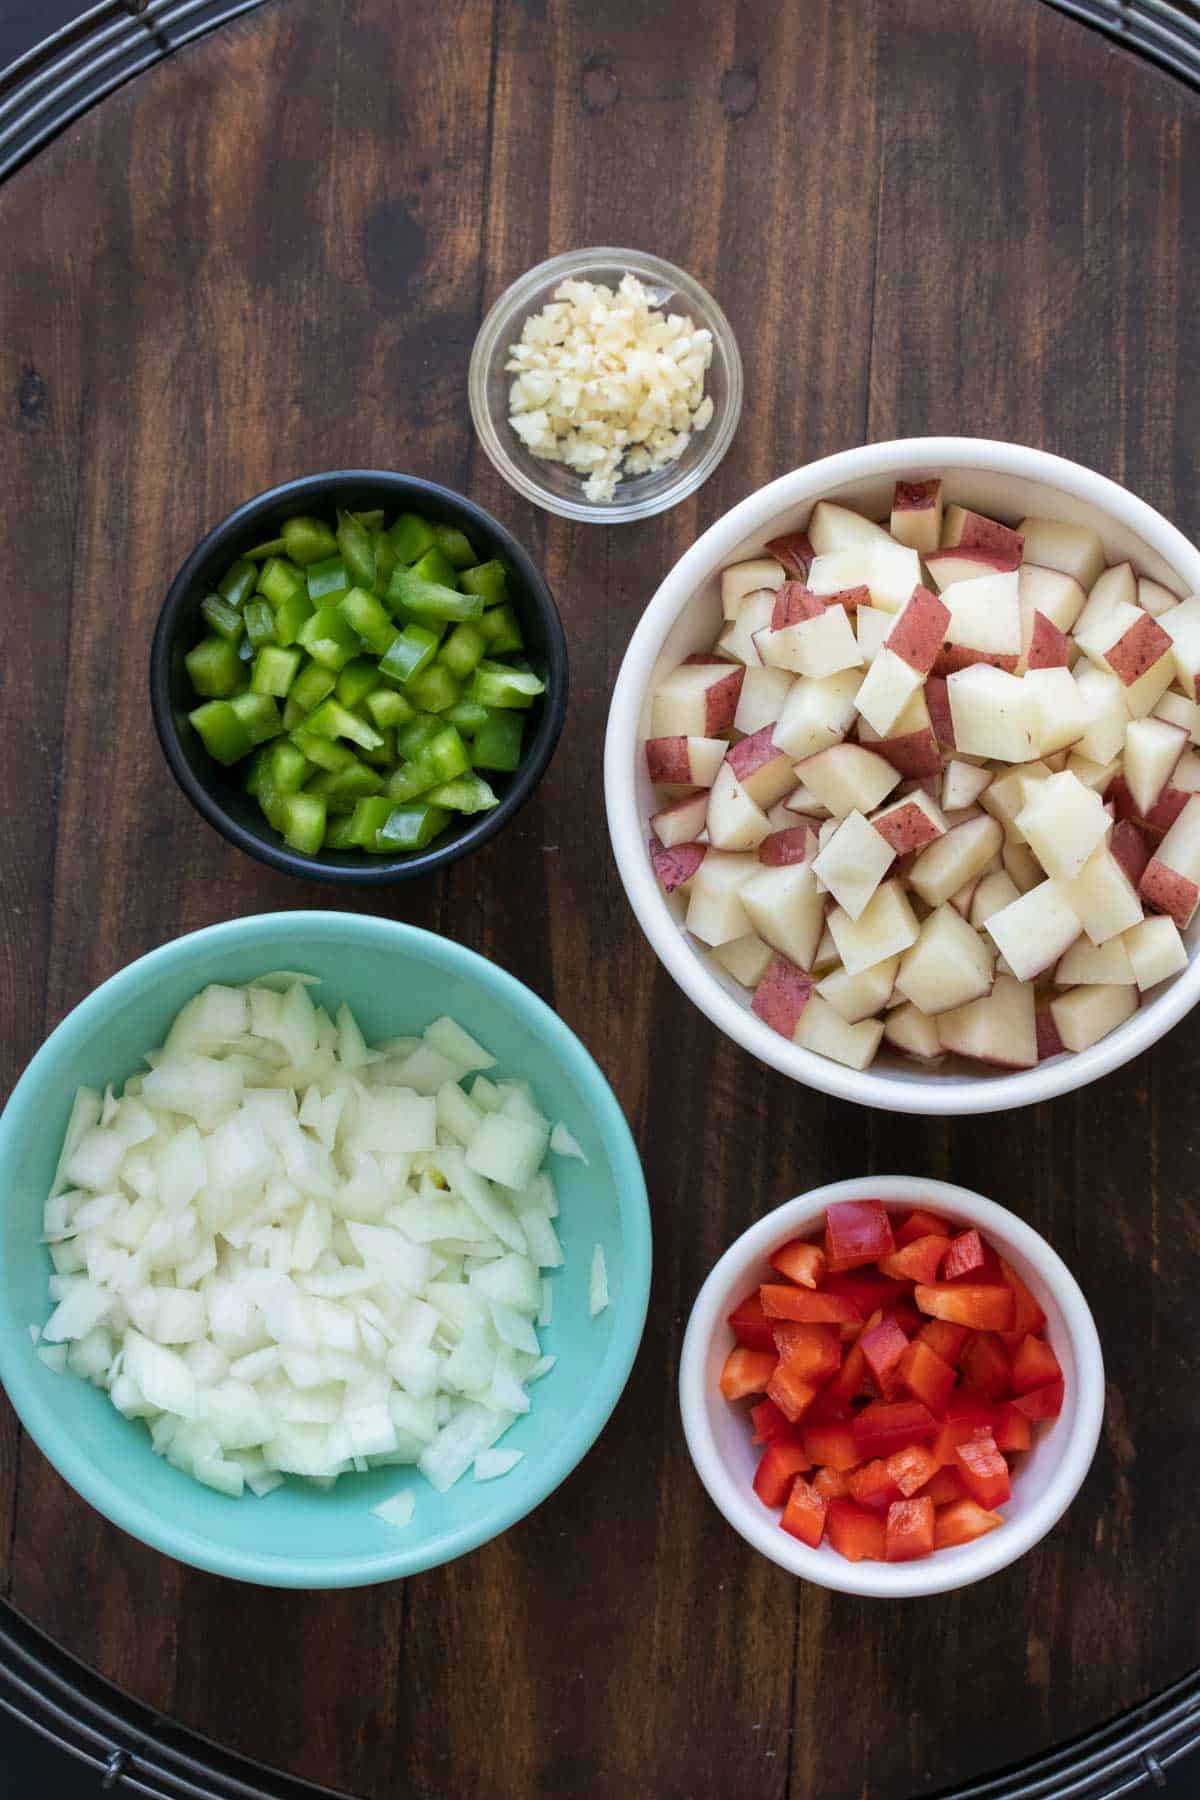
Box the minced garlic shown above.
[506,273,715,504]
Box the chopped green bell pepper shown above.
[443,697,490,735]
[473,708,524,771]
[306,555,349,605]
[297,607,360,671]
[395,713,442,758]
[347,795,396,849]
[351,508,385,532]
[289,728,357,773]
[264,739,311,794]
[377,803,452,851]
[335,658,381,708]
[439,622,486,679]
[379,623,441,686]
[243,599,276,651]
[303,697,384,751]
[336,511,376,591]
[282,516,338,565]
[364,687,415,730]
[324,815,360,850]
[477,604,524,654]
[200,594,245,643]
[387,512,438,564]
[433,523,476,569]
[185,636,244,697]
[339,587,397,657]
[405,662,460,714]
[218,557,258,608]
[425,773,499,813]
[470,660,545,710]
[410,546,460,590]
[244,535,287,562]
[289,662,337,713]
[307,763,384,808]
[190,698,252,764]
[387,568,484,623]
[229,690,283,746]
[280,792,327,854]
[256,556,307,608]
[460,560,508,606]
[251,645,301,698]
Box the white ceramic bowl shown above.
[604,437,1200,1114]
[679,1175,1105,1599]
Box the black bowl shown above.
[150,471,568,883]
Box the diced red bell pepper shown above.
[917,1465,966,1506]
[934,1498,1003,1548]
[805,1386,853,1424]
[1010,1334,1062,1396]
[1012,1379,1064,1421]
[853,1399,937,1458]
[727,1290,776,1352]
[895,1340,956,1415]
[847,1458,902,1513]
[772,1321,842,1382]
[959,1331,1012,1402]
[885,1443,940,1498]
[954,1433,1011,1509]
[766,1363,820,1424]
[781,1476,827,1547]
[812,1465,851,1500]
[760,1283,862,1325]
[858,1315,910,1395]
[827,1338,871,1405]
[824,1200,896,1270]
[894,1206,951,1247]
[999,1257,1047,1340]
[992,1402,1033,1454]
[885,1496,935,1561]
[913,1283,1015,1332]
[769,1238,827,1289]
[944,1391,1000,1426]
[879,1233,952,1284]
[751,1399,799,1444]
[941,1228,985,1280]
[918,1318,970,1366]
[822,1269,908,1314]
[803,1421,861,1471]
[932,1415,995,1469]
[753,1440,812,1507]
[719,1347,777,1400]
[826,1498,887,1562]
[888,1298,923,1336]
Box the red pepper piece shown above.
[888,1298,923,1336]
[914,1283,1015,1332]
[998,1257,1047,1339]
[824,1199,896,1269]
[894,1206,952,1247]
[812,1465,851,1500]
[859,1316,910,1395]
[1010,1334,1062,1396]
[941,1229,986,1280]
[992,1402,1033,1454]
[805,1386,853,1424]
[772,1321,842,1383]
[753,1440,813,1508]
[803,1421,861,1471]
[822,1269,908,1314]
[918,1318,970,1366]
[959,1331,1012,1401]
[781,1476,827,1547]
[827,1338,871,1406]
[853,1399,938,1458]
[760,1284,861,1325]
[886,1443,941,1497]
[954,1433,1011,1509]
[879,1233,952,1284]
[766,1363,820,1424]
[826,1498,887,1562]
[885,1495,935,1561]
[719,1347,777,1400]
[932,1417,993,1468]
[934,1498,1003,1548]
[727,1290,776,1352]
[1012,1379,1064,1420]
[769,1238,827,1288]
[895,1339,956,1415]
[750,1399,799,1445]
[916,1465,966,1506]
[944,1391,1000,1426]
[848,1458,902,1513]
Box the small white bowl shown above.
[679,1175,1105,1599]
[604,437,1200,1114]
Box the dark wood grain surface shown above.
[2,2,1199,1795]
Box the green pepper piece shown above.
[472,708,523,772]
[251,645,302,697]
[395,714,442,758]
[404,662,460,714]
[339,587,397,657]
[297,606,361,671]
[282,516,338,566]
[200,594,245,644]
[190,699,253,764]
[432,523,476,570]
[360,728,395,770]
[438,622,486,679]
[258,784,288,831]
[323,815,360,851]
[336,510,376,591]
[279,792,327,854]
[289,728,357,773]
[351,509,385,532]
[425,773,499,814]
[384,756,438,802]
[238,636,254,662]
[256,556,307,607]
[410,546,460,590]
[243,746,267,795]
[460,560,508,607]
[443,697,490,735]
[477,604,524,654]
[229,690,283,747]
[371,529,396,597]
[387,512,438,565]
[304,698,385,751]
[425,725,471,784]
[379,623,441,686]
[469,660,545,710]
[307,762,384,807]
[335,658,381,708]
[245,535,287,562]
[364,687,415,730]
[290,662,338,714]
[347,795,396,849]
[274,587,314,648]
[387,568,484,623]
[243,598,276,650]
[264,739,311,794]
[218,557,258,608]
[377,803,452,851]
[306,555,349,605]
[186,636,244,698]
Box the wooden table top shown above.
[2,1,1199,1795]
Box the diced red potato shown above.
[759,826,817,866]
[1139,794,1200,928]
[650,791,709,849]
[1162,596,1200,700]
[890,478,943,554]
[651,661,745,736]
[872,789,948,855]
[726,726,797,808]
[718,589,776,666]
[648,837,706,894]
[764,531,816,580]
[721,557,785,619]
[733,666,794,736]
[684,851,760,945]
[1025,610,1072,670]
[885,585,951,675]
[940,505,1024,565]
[645,734,728,787]
[1018,517,1106,589]
[925,547,1022,590]
[750,953,814,1038]
[711,933,775,988]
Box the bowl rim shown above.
[0,911,652,1588]
[468,246,744,524]
[604,435,1200,1114]
[150,470,569,885]
[678,1174,1106,1598]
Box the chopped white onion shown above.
[371,1487,416,1529]
[589,1245,609,1317]
[550,1122,589,1164]
[474,1448,523,1481]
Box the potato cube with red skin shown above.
[919,1466,967,1507]
[781,1476,828,1546]
[1104,610,1174,686]
[726,725,797,809]
[1026,610,1072,670]
[941,506,1024,565]
[770,582,813,629]
[719,1347,777,1400]
[645,734,728,787]
[918,1318,970,1365]
[848,1459,902,1513]
[886,1443,941,1498]
[761,1284,861,1325]
[1011,1333,1062,1395]
[992,1402,1033,1454]
[1036,1008,1067,1061]
[803,1422,861,1471]
[727,1290,775,1351]
[858,1315,910,1394]
[880,1234,952,1285]
[853,1399,938,1458]
[954,1433,1011,1509]
[885,1495,936,1561]
[753,1440,812,1507]
[648,837,706,895]
[1013,1379,1065,1420]
[914,1282,1016,1331]
[1140,795,1200,928]
[896,1207,952,1246]
[772,1321,842,1383]
[885,585,951,675]
[758,827,814,866]
[812,1465,852,1501]
[769,1239,827,1288]
[941,1229,986,1281]
[1110,820,1152,887]
[872,790,948,855]
[825,1199,896,1269]
[651,661,745,736]
[651,792,709,850]
[751,954,814,1039]
[890,480,944,555]
[895,1338,957,1415]
[826,1498,887,1561]
[959,1331,1012,1401]
[765,532,815,580]
[751,1398,799,1444]
[934,1498,1004,1549]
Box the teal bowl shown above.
[0,913,650,1588]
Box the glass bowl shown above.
[469,247,743,525]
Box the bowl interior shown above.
[156,473,565,881]
[0,914,649,1586]
[618,443,1200,1105]
[471,249,743,523]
